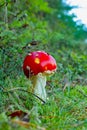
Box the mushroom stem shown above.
[31,73,47,102]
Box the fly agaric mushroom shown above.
[23,51,57,102]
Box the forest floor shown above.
[0,43,87,130]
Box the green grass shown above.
[0,76,87,130]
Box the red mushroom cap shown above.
[23,51,57,78]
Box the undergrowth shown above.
[0,42,87,130]
[0,74,87,130]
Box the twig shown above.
[3,87,46,104]
[62,83,70,91]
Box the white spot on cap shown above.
[26,66,30,70]
[37,51,42,52]
[35,54,39,57]
[30,70,34,74]
[28,53,32,56]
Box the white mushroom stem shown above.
[31,73,47,102]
